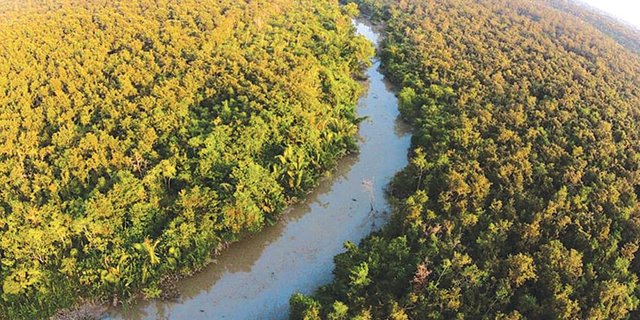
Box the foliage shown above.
[294,0,640,319]
[0,0,373,318]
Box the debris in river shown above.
[362,177,375,211]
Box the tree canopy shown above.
[292,0,640,319]
[0,0,373,318]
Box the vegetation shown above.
[0,0,373,318]
[292,0,640,319]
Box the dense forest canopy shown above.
[292,0,640,319]
[0,0,373,318]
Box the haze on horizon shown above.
[581,0,640,28]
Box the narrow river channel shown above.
[109,20,411,320]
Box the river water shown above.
[109,20,410,320]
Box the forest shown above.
[0,0,373,318]
[292,0,640,319]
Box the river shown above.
[108,19,410,320]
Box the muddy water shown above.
[109,20,410,320]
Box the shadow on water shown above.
[109,19,411,320]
